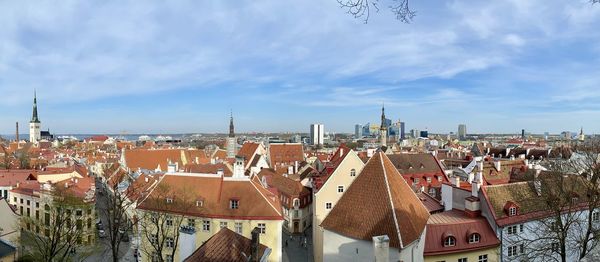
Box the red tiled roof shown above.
[0,171,37,187]
[321,152,430,249]
[237,142,260,162]
[124,149,183,171]
[183,227,269,262]
[183,163,232,177]
[424,210,500,256]
[268,143,304,166]
[256,168,311,209]
[417,192,444,213]
[137,175,282,220]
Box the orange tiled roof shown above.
[321,152,430,249]
[124,149,183,171]
[268,143,303,166]
[137,174,282,220]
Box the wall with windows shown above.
[424,247,499,262]
[137,212,283,262]
[313,150,365,262]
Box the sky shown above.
[0,0,599,135]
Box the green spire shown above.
[31,90,40,123]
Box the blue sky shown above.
[1,1,599,135]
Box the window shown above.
[230,199,239,209]
[572,197,579,204]
[438,176,443,181]
[27,200,30,206]
[220,221,228,229]
[325,202,332,209]
[428,188,436,197]
[166,237,174,248]
[458,258,467,262]
[507,225,518,235]
[235,222,243,234]
[444,236,456,247]
[593,212,600,222]
[166,198,173,204]
[414,178,420,184]
[36,202,39,208]
[76,209,83,216]
[519,224,524,232]
[508,246,518,257]
[350,169,356,177]
[426,177,432,183]
[188,219,196,227]
[552,242,559,252]
[13,197,16,203]
[258,223,266,234]
[469,233,480,243]
[166,216,173,226]
[478,254,488,262]
[196,200,203,207]
[203,220,210,232]
[293,199,300,207]
[150,234,158,244]
[509,207,517,216]
[36,210,39,220]
[337,186,344,193]
[165,255,173,262]
[76,220,83,230]
[20,198,23,204]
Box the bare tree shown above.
[99,167,141,262]
[20,186,88,262]
[510,144,600,262]
[338,0,415,23]
[139,183,195,262]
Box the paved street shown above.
[282,227,313,262]
[82,178,135,262]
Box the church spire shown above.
[228,111,235,138]
[31,90,40,123]
[380,103,387,130]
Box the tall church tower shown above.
[579,127,585,142]
[226,112,237,158]
[29,90,41,143]
[379,105,388,147]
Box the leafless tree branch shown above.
[338,0,415,24]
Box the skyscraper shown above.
[400,122,406,140]
[354,124,363,138]
[310,124,324,145]
[458,124,467,140]
[29,90,41,143]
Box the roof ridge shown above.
[380,153,404,249]
[250,176,282,217]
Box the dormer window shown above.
[426,177,432,183]
[438,176,442,182]
[350,169,356,177]
[196,200,203,207]
[469,233,481,243]
[509,207,517,216]
[166,198,173,204]
[414,178,420,184]
[230,199,239,209]
[444,236,456,247]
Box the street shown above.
[282,227,313,262]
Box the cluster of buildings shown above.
[0,94,597,262]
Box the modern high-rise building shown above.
[310,124,324,145]
[458,124,467,140]
[29,91,41,143]
[354,124,363,138]
[400,122,406,140]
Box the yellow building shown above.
[136,173,284,262]
[312,145,365,262]
[425,247,499,262]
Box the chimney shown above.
[494,160,501,171]
[294,161,299,173]
[195,157,199,164]
[15,122,19,142]
[454,177,461,187]
[372,235,390,262]
[251,227,261,262]
[287,166,293,176]
[217,168,224,177]
[145,176,149,183]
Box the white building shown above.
[310,124,324,146]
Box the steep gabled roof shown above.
[321,152,430,249]
[183,227,269,262]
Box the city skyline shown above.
[1,1,599,134]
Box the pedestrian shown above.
[285,239,288,247]
[304,237,308,248]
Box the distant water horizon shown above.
[0,134,192,141]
